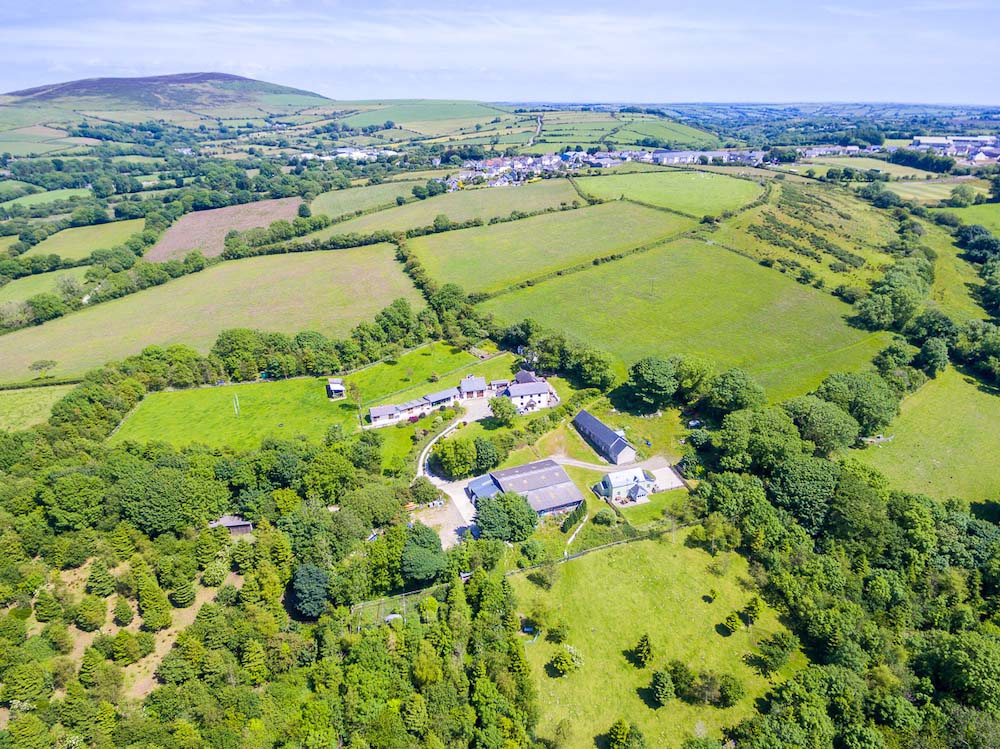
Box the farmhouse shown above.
[573,409,637,465]
[326,377,346,400]
[369,387,459,426]
[598,468,657,502]
[504,381,555,413]
[466,459,585,515]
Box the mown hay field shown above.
[510,535,803,749]
[0,244,420,383]
[884,179,990,204]
[146,197,302,261]
[576,170,763,217]
[318,179,581,238]
[411,201,693,294]
[942,202,1000,234]
[0,187,90,208]
[23,219,145,261]
[311,182,420,219]
[481,238,891,400]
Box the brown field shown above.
[146,197,302,261]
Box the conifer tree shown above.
[78,647,103,688]
[242,639,269,685]
[651,670,675,706]
[33,588,62,622]
[113,596,133,626]
[634,633,653,667]
[86,560,117,597]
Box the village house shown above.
[573,409,637,465]
[504,381,554,413]
[466,459,585,515]
[209,514,254,536]
[598,468,657,503]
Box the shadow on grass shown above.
[621,647,645,668]
[636,684,659,710]
[715,622,733,637]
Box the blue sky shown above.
[3,0,998,103]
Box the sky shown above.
[3,0,999,104]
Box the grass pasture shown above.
[113,348,516,454]
[23,219,144,261]
[146,197,302,261]
[576,170,763,217]
[411,201,692,294]
[0,187,90,208]
[0,267,90,305]
[921,219,986,321]
[807,156,937,179]
[311,183,420,219]
[0,384,77,431]
[481,238,891,400]
[340,100,508,131]
[0,244,420,383]
[942,203,1000,235]
[712,180,898,289]
[511,536,801,749]
[852,367,1000,503]
[317,180,581,238]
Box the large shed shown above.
[573,410,637,465]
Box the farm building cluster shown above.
[367,370,557,427]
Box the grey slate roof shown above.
[506,382,549,398]
[514,369,540,384]
[459,375,488,394]
[466,459,584,515]
[573,409,634,462]
[370,404,399,419]
[424,387,459,405]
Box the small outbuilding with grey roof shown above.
[573,410,637,465]
[459,374,488,398]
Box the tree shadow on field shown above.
[622,647,644,668]
[636,684,659,710]
[715,623,734,637]
[543,662,563,679]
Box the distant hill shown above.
[3,72,329,110]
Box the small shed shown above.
[209,514,254,535]
[326,377,346,400]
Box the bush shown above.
[593,508,617,526]
[550,645,583,676]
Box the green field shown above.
[0,180,40,201]
[22,219,144,260]
[113,348,515,452]
[0,187,91,208]
[481,238,891,401]
[0,384,77,431]
[341,100,508,130]
[807,156,937,179]
[921,220,987,321]
[0,267,90,305]
[943,202,1000,234]
[713,181,898,289]
[318,180,581,238]
[576,171,762,217]
[0,244,420,383]
[852,367,1000,503]
[411,202,692,294]
[311,183,420,219]
[511,536,801,748]
[884,179,990,204]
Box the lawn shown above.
[943,202,1000,234]
[318,180,581,237]
[481,238,892,401]
[510,535,802,748]
[0,187,91,208]
[851,367,1000,504]
[0,267,90,305]
[411,202,693,294]
[0,244,420,383]
[311,183,420,219]
[0,384,77,431]
[22,219,145,261]
[619,488,690,530]
[112,349,516,454]
[576,171,762,217]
